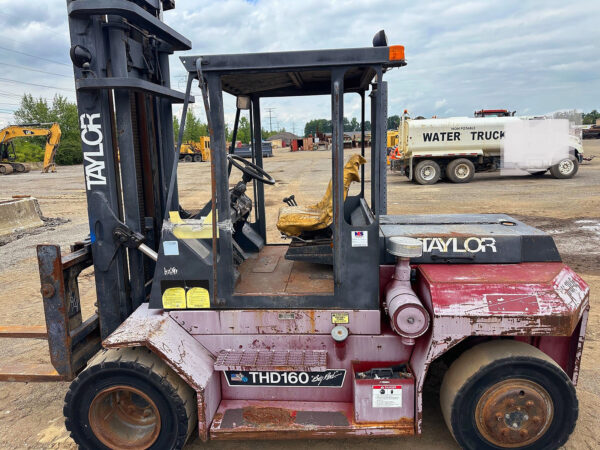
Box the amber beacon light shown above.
[389,45,405,61]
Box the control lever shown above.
[283,195,297,206]
[113,225,158,261]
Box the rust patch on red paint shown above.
[242,407,294,427]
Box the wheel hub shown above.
[559,159,574,175]
[420,166,435,180]
[89,385,161,449]
[475,378,553,447]
[455,163,469,178]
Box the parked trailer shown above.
[390,116,584,184]
[0,4,589,450]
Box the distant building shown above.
[266,132,299,147]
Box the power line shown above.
[0,44,71,68]
[0,90,24,98]
[0,90,55,102]
[0,77,74,92]
[265,107,276,131]
[2,62,72,78]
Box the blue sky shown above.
[0,0,598,131]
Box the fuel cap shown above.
[387,236,423,258]
[331,325,349,342]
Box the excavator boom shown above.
[0,123,62,174]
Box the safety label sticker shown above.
[163,240,179,255]
[372,385,402,408]
[351,230,368,247]
[331,312,349,324]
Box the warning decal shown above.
[372,385,403,408]
[351,231,368,247]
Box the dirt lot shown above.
[0,140,599,449]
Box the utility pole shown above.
[265,107,276,131]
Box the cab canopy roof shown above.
[180,46,406,97]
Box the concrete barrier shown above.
[0,197,44,236]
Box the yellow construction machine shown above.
[179,136,211,162]
[0,122,61,174]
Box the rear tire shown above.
[440,340,577,450]
[64,347,196,450]
[446,158,475,183]
[183,155,193,163]
[414,160,441,185]
[550,157,578,179]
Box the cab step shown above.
[214,349,327,372]
[210,400,414,440]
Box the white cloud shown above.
[0,0,598,130]
[434,99,448,110]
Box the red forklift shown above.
[0,2,589,449]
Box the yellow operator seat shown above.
[277,154,367,236]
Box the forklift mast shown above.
[67,0,190,339]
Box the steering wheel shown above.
[227,154,276,185]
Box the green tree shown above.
[236,116,252,144]
[173,111,210,144]
[13,94,82,165]
[387,114,400,130]
[583,110,600,125]
[304,119,331,137]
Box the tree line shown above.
[173,111,286,145]
[10,94,82,165]
[8,96,600,165]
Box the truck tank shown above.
[401,116,522,153]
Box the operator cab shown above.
[149,32,407,311]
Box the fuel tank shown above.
[379,214,560,265]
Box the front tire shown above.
[550,157,578,179]
[446,158,475,183]
[64,347,196,450]
[440,340,577,450]
[414,159,441,185]
[193,154,202,162]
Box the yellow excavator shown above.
[0,122,61,174]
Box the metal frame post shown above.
[251,96,267,240]
[331,69,345,285]
[207,73,233,302]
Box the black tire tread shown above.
[414,159,441,185]
[549,157,578,179]
[440,340,577,450]
[446,158,475,183]
[64,347,196,449]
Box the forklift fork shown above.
[0,243,100,381]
